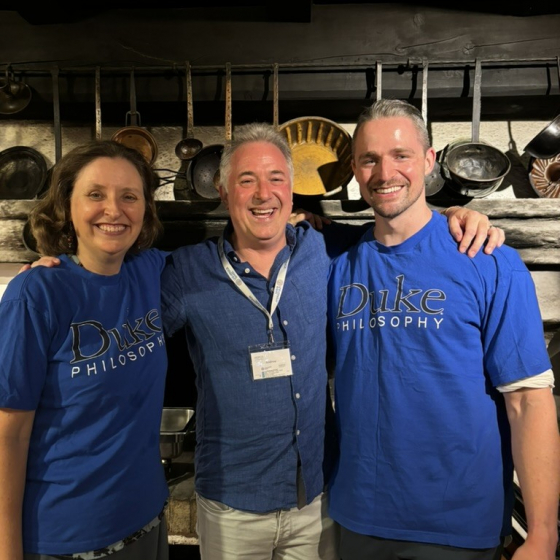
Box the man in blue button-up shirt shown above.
[161,124,344,560]
[160,123,502,560]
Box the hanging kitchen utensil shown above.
[525,115,560,160]
[279,116,353,196]
[273,63,279,130]
[527,58,560,198]
[443,60,511,198]
[112,69,158,165]
[95,66,102,140]
[186,147,223,199]
[421,61,445,197]
[528,153,560,198]
[0,66,32,115]
[278,59,352,197]
[52,66,62,163]
[36,66,65,200]
[175,62,203,161]
[186,63,231,200]
[225,62,232,146]
[0,146,48,200]
[524,57,560,159]
[376,61,383,101]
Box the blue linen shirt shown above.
[161,221,338,512]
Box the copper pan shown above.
[112,69,158,165]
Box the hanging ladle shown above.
[175,61,203,160]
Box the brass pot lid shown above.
[279,117,353,196]
[529,154,560,198]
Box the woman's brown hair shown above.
[30,141,163,256]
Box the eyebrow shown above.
[87,183,142,193]
[237,169,287,177]
[358,148,415,159]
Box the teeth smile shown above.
[374,186,402,194]
[97,224,126,232]
[251,209,274,216]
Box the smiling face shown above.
[70,156,146,274]
[220,141,293,255]
[352,116,435,222]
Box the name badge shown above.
[249,342,293,381]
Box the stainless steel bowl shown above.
[160,432,187,461]
[159,407,195,461]
[160,407,195,432]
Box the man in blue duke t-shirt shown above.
[328,99,560,560]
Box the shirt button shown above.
[296,430,301,436]
[295,393,301,399]
[233,257,238,262]
[291,355,296,361]
[244,268,250,274]
[283,320,288,326]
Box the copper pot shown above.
[112,69,158,165]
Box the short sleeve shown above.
[160,250,188,337]
[0,298,51,410]
[482,249,551,386]
[138,248,169,274]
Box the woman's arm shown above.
[0,408,35,560]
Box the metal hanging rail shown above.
[3,56,560,76]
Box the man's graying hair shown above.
[353,99,431,153]
[219,123,294,192]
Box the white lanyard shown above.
[218,235,290,344]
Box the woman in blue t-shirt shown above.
[0,141,169,560]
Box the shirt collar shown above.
[222,220,297,262]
